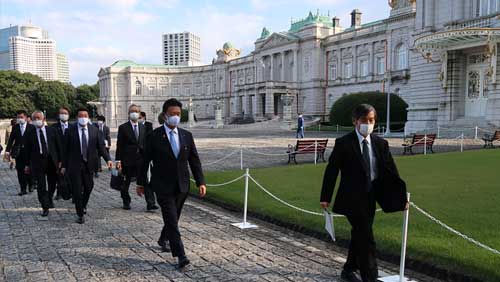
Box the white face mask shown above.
[33,120,43,128]
[166,115,180,127]
[17,118,26,125]
[59,114,69,122]
[358,123,374,137]
[138,118,144,124]
[129,112,140,121]
[78,117,89,126]
[97,121,104,126]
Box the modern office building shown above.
[162,32,201,66]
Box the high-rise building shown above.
[162,32,201,66]
[0,24,69,82]
[56,53,70,83]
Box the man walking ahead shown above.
[137,98,206,269]
[320,104,407,282]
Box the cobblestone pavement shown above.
[0,162,444,282]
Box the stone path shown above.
[0,163,443,282]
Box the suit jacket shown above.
[115,121,145,168]
[138,126,205,194]
[24,126,61,176]
[320,131,406,215]
[51,121,72,154]
[6,123,36,168]
[97,124,111,147]
[62,124,111,175]
[144,121,153,134]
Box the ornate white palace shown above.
[98,0,500,133]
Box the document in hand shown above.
[324,209,335,242]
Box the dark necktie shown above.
[362,139,371,181]
[81,128,88,162]
[39,129,48,157]
[133,124,139,141]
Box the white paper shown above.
[324,209,336,242]
[104,140,109,147]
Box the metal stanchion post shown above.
[314,140,318,165]
[240,145,243,170]
[232,168,257,229]
[461,133,464,152]
[424,134,427,155]
[474,126,478,140]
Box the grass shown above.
[193,149,500,281]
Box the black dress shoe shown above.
[177,256,190,269]
[41,209,49,217]
[18,191,27,196]
[147,205,159,211]
[123,203,131,210]
[341,270,362,282]
[76,216,85,224]
[157,240,171,252]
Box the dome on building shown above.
[223,42,234,50]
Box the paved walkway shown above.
[0,163,443,282]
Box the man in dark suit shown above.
[96,115,111,154]
[5,110,36,196]
[24,111,61,216]
[51,106,71,200]
[139,111,153,133]
[61,108,113,224]
[137,98,206,269]
[116,105,157,211]
[320,104,407,282]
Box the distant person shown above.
[137,98,206,269]
[24,111,61,216]
[61,108,112,224]
[116,105,157,211]
[97,115,111,154]
[4,118,16,146]
[5,110,36,195]
[320,104,408,282]
[139,112,153,133]
[296,114,304,139]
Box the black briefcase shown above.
[110,170,124,191]
[374,170,408,213]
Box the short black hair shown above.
[97,115,105,122]
[140,111,146,118]
[162,98,183,113]
[158,112,165,124]
[59,106,71,114]
[16,110,28,116]
[76,108,89,115]
[352,104,377,121]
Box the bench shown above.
[482,130,500,148]
[287,139,328,164]
[402,134,436,155]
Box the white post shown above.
[336,124,339,132]
[460,133,464,152]
[232,168,258,229]
[314,140,318,165]
[240,145,243,170]
[378,193,414,282]
[474,126,478,140]
[318,123,321,132]
[385,91,391,136]
[424,134,427,155]
[437,126,440,139]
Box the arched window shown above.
[135,80,142,95]
[395,44,408,70]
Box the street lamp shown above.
[385,87,399,136]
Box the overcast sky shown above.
[0,0,390,85]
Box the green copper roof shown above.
[223,42,234,50]
[289,11,333,33]
[259,27,270,40]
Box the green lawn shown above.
[194,149,500,281]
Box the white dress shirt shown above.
[36,126,48,154]
[355,129,377,181]
[20,123,26,136]
[77,123,89,154]
[164,124,180,151]
[60,121,68,134]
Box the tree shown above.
[74,83,99,118]
[31,81,70,119]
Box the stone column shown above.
[281,93,294,130]
[214,97,223,128]
[293,50,298,82]
[265,88,274,118]
[281,52,285,82]
[270,54,274,81]
[424,0,435,28]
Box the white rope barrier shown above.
[190,173,245,187]
[410,202,500,256]
[203,149,240,167]
[242,142,324,157]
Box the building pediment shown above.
[258,33,297,51]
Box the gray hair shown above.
[128,104,140,111]
[31,110,45,119]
